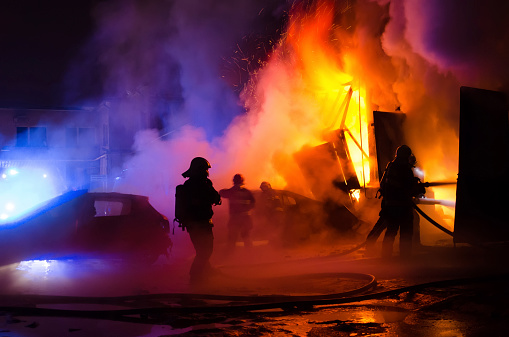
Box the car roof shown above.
[2,190,150,226]
[87,192,149,202]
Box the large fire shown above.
[285,0,371,186]
[236,0,373,196]
[118,0,461,233]
[237,0,457,228]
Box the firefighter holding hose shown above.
[367,145,425,259]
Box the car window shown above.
[282,195,297,206]
[94,200,131,216]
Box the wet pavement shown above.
[0,239,508,336]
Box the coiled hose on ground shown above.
[0,272,507,325]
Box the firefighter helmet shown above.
[260,181,271,191]
[233,174,244,185]
[182,157,211,178]
[396,145,412,159]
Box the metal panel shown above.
[372,111,407,181]
[454,87,509,244]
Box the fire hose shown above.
[412,203,453,236]
[0,272,377,321]
[0,273,506,325]
[332,184,457,257]
[411,180,457,237]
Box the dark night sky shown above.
[0,0,285,112]
[0,1,104,108]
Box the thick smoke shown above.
[360,0,509,228]
[66,0,509,256]
[370,0,509,175]
[399,0,509,90]
[76,0,293,207]
[75,0,289,137]
[2,0,507,298]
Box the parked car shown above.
[0,190,171,265]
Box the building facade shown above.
[0,106,110,192]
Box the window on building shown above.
[66,127,96,147]
[66,128,78,148]
[16,127,47,147]
[30,127,47,147]
[16,127,28,146]
[79,128,96,147]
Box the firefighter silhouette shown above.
[178,157,221,285]
[366,145,425,258]
[257,181,285,245]
[219,174,256,251]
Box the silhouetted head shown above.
[182,157,211,178]
[260,181,272,191]
[233,174,244,186]
[395,145,412,160]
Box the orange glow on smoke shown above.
[285,0,371,185]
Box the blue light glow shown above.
[0,167,64,224]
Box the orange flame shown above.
[284,0,371,186]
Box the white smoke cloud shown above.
[86,0,292,213]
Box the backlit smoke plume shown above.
[74,0,509,235]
